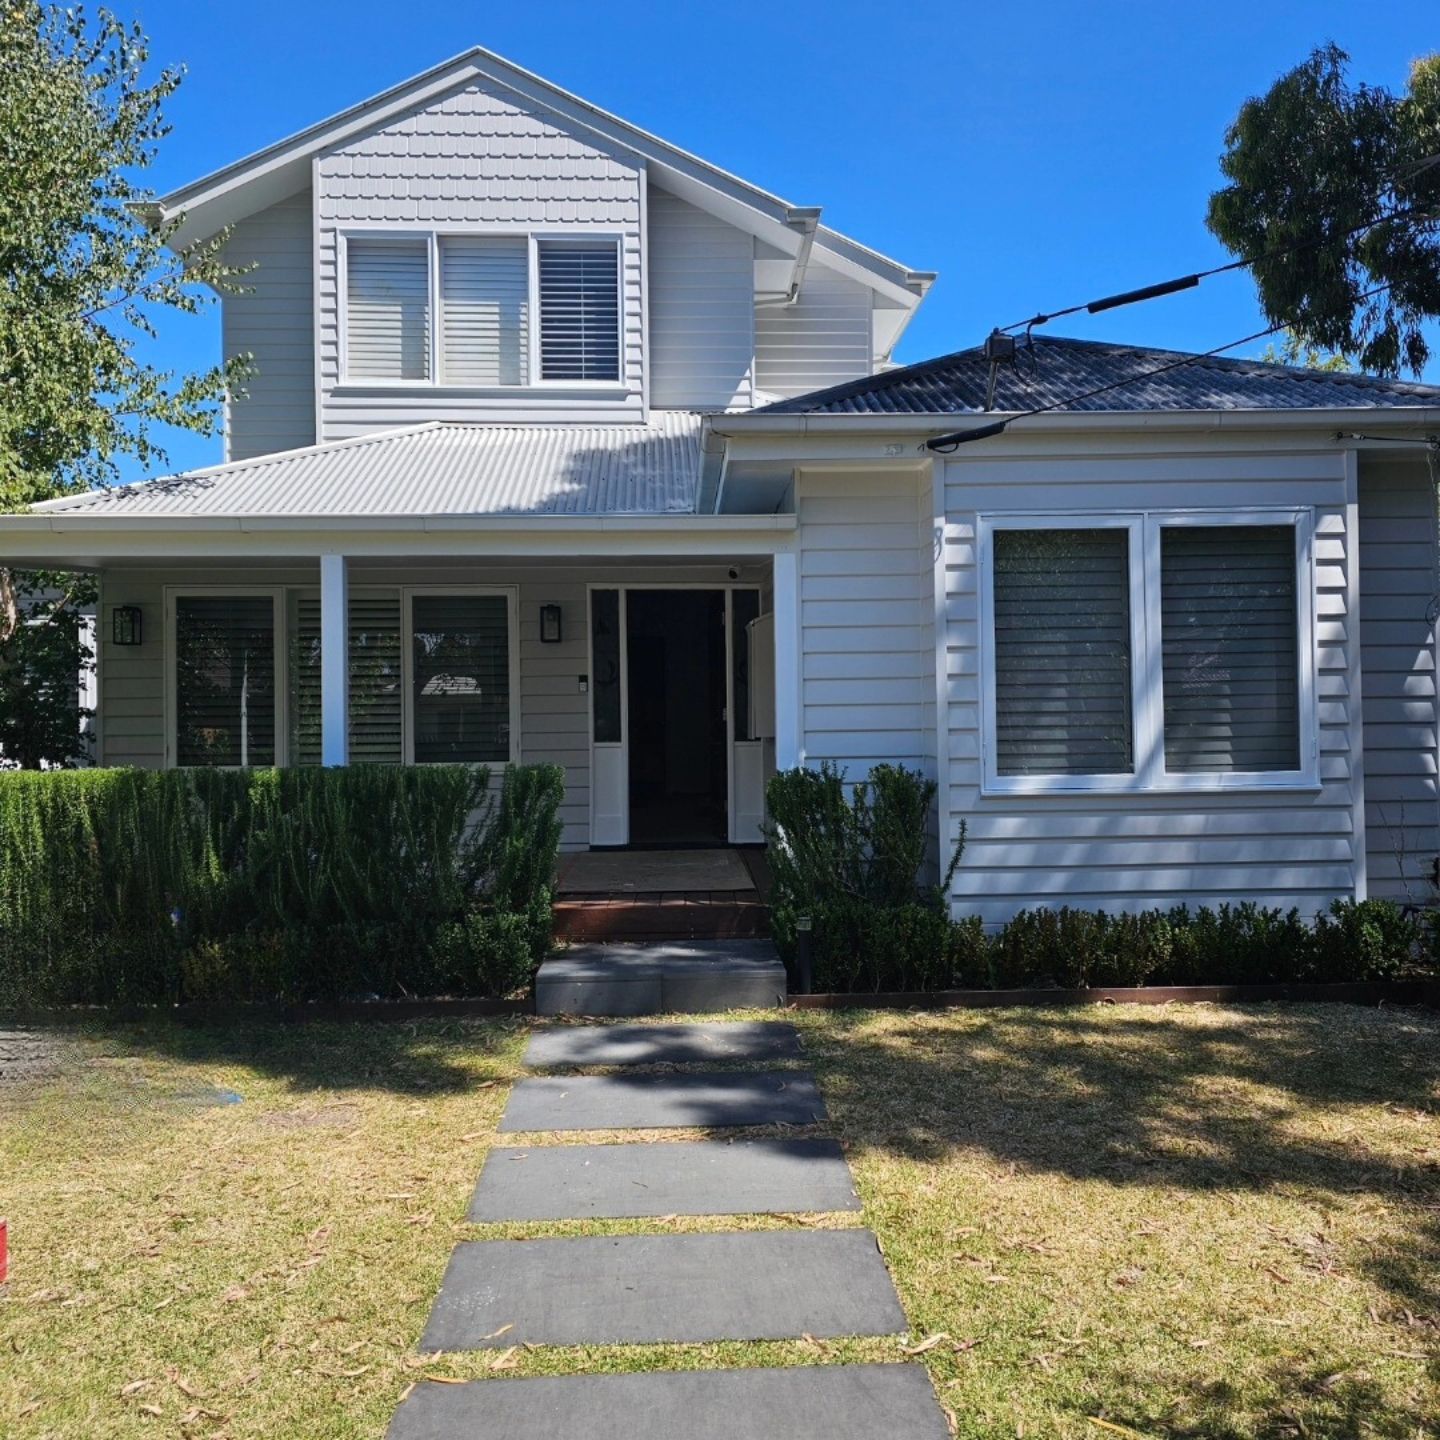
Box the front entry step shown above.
[535,939,787,1016]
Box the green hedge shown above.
[765,764,1437,992]
[0,763,564,1006]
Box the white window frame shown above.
[400,585,521,767]
[977,508,1318,796]
[336,226,626,392]
[164,586,288,769]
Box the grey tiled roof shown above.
[757,335,1440,415]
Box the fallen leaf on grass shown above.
[488,1348,519,1371]
[120,1379,153,1396]
[900,1333,949,1355]
[423,1375,466,1385]
[221,1285,251,1303]
[18,1401,41,1417]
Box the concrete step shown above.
[536,940,787,1016]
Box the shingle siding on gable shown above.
[1358,456,1440,901]
[754,263,873,399]
[646,188,754,410]
[220,189,316,460]
[314,77,645,436]
[938,438,1360,926]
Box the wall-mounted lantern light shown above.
[112,605,142,647]
[540,604,563,644]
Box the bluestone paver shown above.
[386,1364,950,1440]
[417,1229,906,1349]
[469,1138,859,1221]
[498,1069,825,1132]
[523,1020,803,1070]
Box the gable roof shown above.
[755,335,1440,416]
[152,44,933,319]
[33,415,703,519]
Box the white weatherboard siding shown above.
[797,471,936,780]
[220,190,316,460]
[941,439,1360,926]
[1358,455,1439,900]
[755,263,873,398]
[98,561,753,851]
[315,76,644,436]
[646,188,754,410]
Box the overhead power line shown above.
[998,203,1432,335]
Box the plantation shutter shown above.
[537,240,620,381]
[345,238,430,379]
[175,596,277,767]
[289,595,322,766]
[1160,525,1300,773]
[348,593,403,763]
[290,592,403,766]
[440,238,529,385]
[992,528,1133,776]
[411,595,511,764]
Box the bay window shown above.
[980,511,1315,792]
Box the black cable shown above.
[998,203,1432,334]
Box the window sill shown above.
[332,381,631,398]
[980,772,1324,798]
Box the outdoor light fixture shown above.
[539,604,563,644]
[112,605,142,647]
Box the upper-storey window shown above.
[341,233,620,387]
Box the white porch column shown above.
[772,548,802,771]
[319,552,349,766]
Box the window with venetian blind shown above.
[537,239,620,381]
[984,515,1310,788]
[173,596,278,767]
[410,595,512,764]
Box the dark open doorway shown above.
[626,589,728,846]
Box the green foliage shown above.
[764,762,965,988]
[0,763,564,1005]
[992,908,1175,990]
[1207,44,1440,377]
[0,4,253,763]
[1257,330,1354,372]
[1310,898,1422,983]
[1161,902,1315,984]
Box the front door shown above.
[626,589,727,845]
[587,586,766,848]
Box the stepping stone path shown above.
[386,1020,950,1440]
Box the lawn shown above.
[1,1003,1437,1439]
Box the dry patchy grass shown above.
[1,1002,1438,1439]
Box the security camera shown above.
[727,566,739,580]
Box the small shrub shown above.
[1310,899,1420,982]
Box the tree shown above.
[1208,44,1440,378]
[0,3,248,766]
[1257,331,1353,373]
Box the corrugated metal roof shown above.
[38,414,703,517]
[756,335,1440,415]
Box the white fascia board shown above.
[711,406,1440,438]
[0,513,797,565]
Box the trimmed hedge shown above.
[0,763,564,1006]
[765,764,1438,993]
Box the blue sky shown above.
[122,0,1436,479]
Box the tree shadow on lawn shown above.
[807,1002,1440,1320]
[41,1013,524,1098]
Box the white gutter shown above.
[708,407,1440,438]
[757,208,821,308]
[1,513,797,535]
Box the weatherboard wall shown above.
[219,189,317,461]
[939,437,1361,926]
[1357,454,1440,901]
[754,264,874,399]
